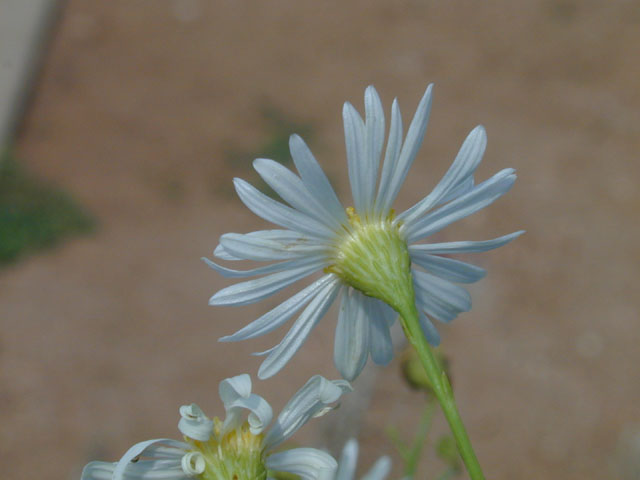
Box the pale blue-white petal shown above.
[219,373,252,403]
[414,285,457,324]
[266,448,338,480]
[203,254,326,279]
[84,460,191,480]
[178,404,213,441]
[219,231,328,262]
[214,243,241,261]
[412,269,471,313]
[409,231,525,254]
[264,375,352,449]
[409,251,486,283]
[82,462,117,480]
[418,313,441,346]
[257,279,342,379]
[368,300,394,366]
[289,134,346,223]
[343,102,367,213]
[209,260,325,306]
[335,439,358,480]
[254,158,340,230]
[438,175,474,205]
[361,456,392,480]
[219,275,337,342]
[218,374,254,433]
[234,178,336,240]
[406,168,517,243]
[111,439,191,480]
[361,86,385,211]
[399,125,486,225]
[223,393,274,435]
[334,289,370,381]
[375,98,403,215]
[376,84,433,213]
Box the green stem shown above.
[398,303,485,480]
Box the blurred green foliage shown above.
[0,150,94,265]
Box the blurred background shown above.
[1,1,639,479]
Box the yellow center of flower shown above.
[327,208,416,318]
[187,419,267,480]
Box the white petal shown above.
[375,98,403,215]
[362,85,385,211]
[343,102,367,213]
[208,260,325,306]
[82,462,116,480]
[409,251,486,283]
[335,439,358,480]
[369,302,394,366]
[399,125,486,225]
[181,452,205,476]
[214,243,241,261]
[418,312,441,346]
[361,456,392,480]
[289,134,346,223]
[376,84,433,213]
[111,439,190,480]
[438,174,474,205]
[234,178,336,240]
[415,285,457,324]
[178,403,213,441]
[223,393,274,435]
[203,254,325,279]
[266,448,338,480]
[406,168,517,243]
[409,231,524,254]
[264,375,352,449]
[219,231,328,261]
[334,290,370,381]
[413,269,471,313]
[254,158,340,229]
[219,275,337,342]
[257,279,342,379]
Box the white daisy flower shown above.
[335,439,391,480]
[81,374,351,480]
[207,84,522,381]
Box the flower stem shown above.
[398,303,486,480]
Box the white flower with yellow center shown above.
[335,439,391,480]
[81,374,351,480]
[207,84,522,381]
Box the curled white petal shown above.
[111,439,191,480]
[178,404,213,441]
[264,375,352,449]
[181,452,205,476]
[218,374,274,434]
[266,448,338,480]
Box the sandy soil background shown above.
[1,1,639,479]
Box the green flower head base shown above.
[81,374,351,480]
[207,83,523,381]
[328,208,415,320]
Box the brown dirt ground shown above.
[2,1,640,479]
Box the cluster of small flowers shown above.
[83,84,518,479]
